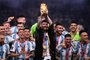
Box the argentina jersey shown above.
[56,35,65,51]
[4,35,15,44]
[76,42,90,60]
[56,35,64,45]
[62,30,68,36]
[30,41,35,50]
[11,33,19,40]
[59,46,74,60]
[0,44,10,59]
[10,40,34,60]
[10,26,19,40]
[10,26,18,34]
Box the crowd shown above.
[0,3,90,60]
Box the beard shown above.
[56,31,62,36]
[71,28,76,32]
[41,27,48,31]
[65,42,71,48]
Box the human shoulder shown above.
[3,44,9,49]
[31,23,38,30]
[4,44,9,46]
[12,40,19,45]
[10,26,18,33]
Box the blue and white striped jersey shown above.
[0,44,10,59]
[56,41,77,60]
[59,46,76,60]
[10,40,34,59]
[10,26,18,34]
[56,35,65,51]
[10,26,19,40]
[62,31,69,36]
[56,35,65,45]
[11,33,19,40]
[76,42,90,60]
[4,35,15,44]
[30,41,35,50]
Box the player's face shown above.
[18,30,25,39]
[4,23,10,30]
[40,22,49,31]
[17,17,26,24]
[80,32,88,41]
[24,29,30,38]
[3,23,10,29]
[0,26,5,33]
[17,24,24,30]
[65,37,71,45]
[55,25,63,35]
[6,29,11,35]
[70,23,77,32]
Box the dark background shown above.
[0,0,90,37]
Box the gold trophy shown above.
[40,3,48,16]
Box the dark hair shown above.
[17,15,25,18]
[3,21,10,25]
[41,20,49,23]
[65,34,71,38]
[17,23,23,26]
[17,22,24,24]
[55,22,63,27]
[79,30,87,35]
[24,27,30,30]
[18,29,24,33]
[70,21,78,25]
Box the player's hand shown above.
[25,53,30,60]
[7,16,14,22]
[62,41,66,48]
[11,53,19,57]
[20,49,26,55]
[40,3,48,15]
